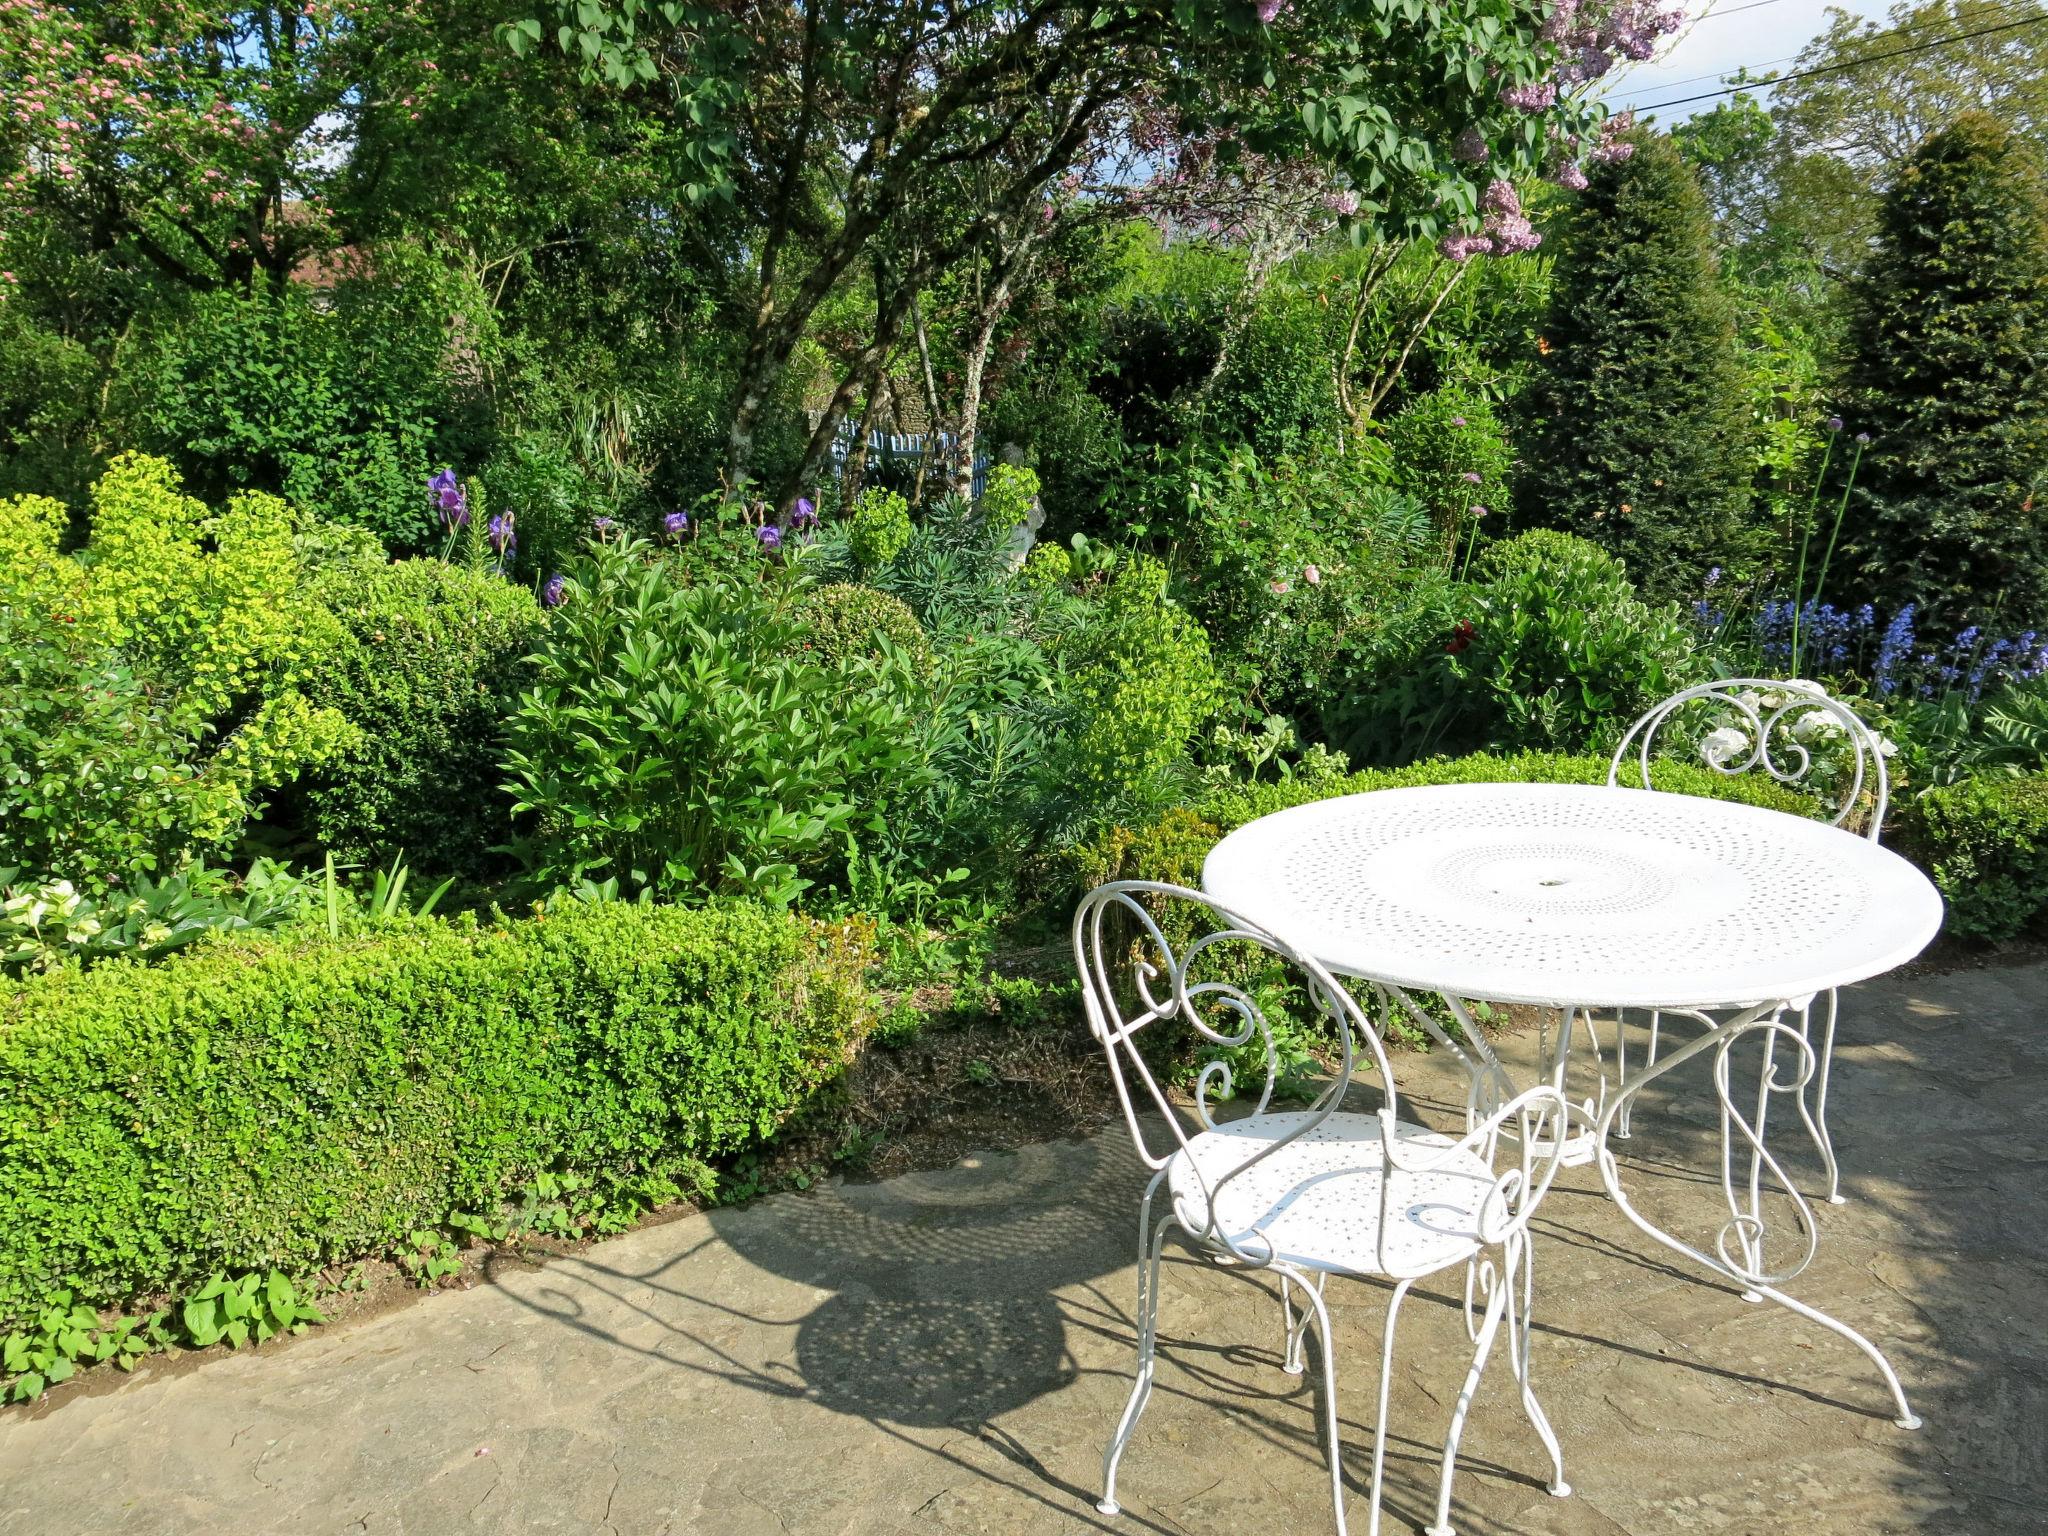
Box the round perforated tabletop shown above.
[1200,782,1944,1009]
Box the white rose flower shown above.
[1701,726,1749,764]
[1785,678,1826,697]
[1791,709,1842,743]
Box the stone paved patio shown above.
[1,961,2043,1535]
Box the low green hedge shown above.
[0,901,876,1328]
[1915,774,2048,942]
[1074,750,1822,889]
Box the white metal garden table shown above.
[1201,780,1945,1426]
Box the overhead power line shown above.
[1628,5,2048,113]
[1619,0,2048,105]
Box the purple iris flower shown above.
[757,526,783,553]
[592,516,616,536]
[541,573,567,607]
[428,467,458,495]
[791,497,817,531]
[488,512,516,556]
[663,510,689,539]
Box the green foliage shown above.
[3,1293,170,1403]
[847,487,915,572]
[178,1271,326,1351]
[1123,440,1404,717]
[1382,385,1512,552]
[978,463,1040,535]
[1915,774,2048,942]
[108,269,485,550]
[1836,112,2048,631]
[0,900,878,1330]
[0,862,306,977]
[294,560,547,876]
[1209,283,1343,459]
[797,582,931,676]
[0,306,100,505]
[1018,542,1074,591]
[1456,532,1698,751]
[1519,131,1756,596]
[502,536,921,904]
[1048,555,1218,820]
[0,456,355,885]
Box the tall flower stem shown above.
[1808,437,1867,628]
[1789,430,1838,675]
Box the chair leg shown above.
[1812,989,1845,1204]
[1099,1210,1171,1518]
[1365,1278,1414,1536]
[1425,1269,1509,1536]
[1506,1243,1569,1498]
[1296,1270,1353,1536]
[1280,1271,1324,1375]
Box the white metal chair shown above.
[1608,679,1892,1203]
[1075,881,1578,1536]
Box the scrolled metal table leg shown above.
[1594,1003,1921,1430]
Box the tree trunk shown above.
[1361,259,1468,422]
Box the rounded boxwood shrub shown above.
[0,901,877,1328]
[1914,773,2048,942]
[294,560,547,876]
[798,582,931,675]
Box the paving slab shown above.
[1,962,2044,1535]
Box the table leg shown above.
[1594,1003,1920,1427]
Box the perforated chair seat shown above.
[1169,1111,1496,1279]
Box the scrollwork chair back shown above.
[1073,880,1395,1268]
[1608,678,1889,840]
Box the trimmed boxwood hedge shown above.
[1073,750,1824,890]
[1915,774,2048,942]
[0,901,876,1329]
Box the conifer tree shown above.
[1837,111,2048,631]
[1516,131,1754,596]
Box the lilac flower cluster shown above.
[1439,179,1542,262]
[1500,79,1558,111]
[1545,0,1682,82]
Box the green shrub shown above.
[1383,385,1513,554]
[502,535,922,904]
[1460,531,1697,752]
[1073,748,1823,889]
[1049,555,1218,819]
[1836,112,2048,632]
[978,463,1040,535]
[0,458,355,885]
[107,264,486,550]
[294,560,547,876]
[1915,774,2048,942]
[0,901,877,1329]
[0,305,100,506]
[1018,542,1074,591]
[847,487,914,571]
[1518,130,1756,596]
[797,583,931,675]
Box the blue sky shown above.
[1602,0,1898,121]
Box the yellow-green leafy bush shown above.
[0,901,877,1329]
[979,463,1040,533]
[0,457,354,884]
[847,487,914,571]
[1054,555,1218,811]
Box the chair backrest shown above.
[1608,678,1889,840]
[1074,881,1574,1274]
